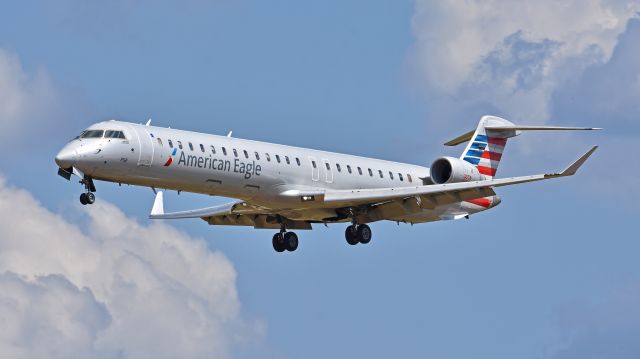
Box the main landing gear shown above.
[272,231,299,253]
[345,224,372,245]
[78,177,97,205]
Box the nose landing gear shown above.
[79,192,95,205]
[78,177,97,206]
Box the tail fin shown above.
[445,115,602,179]
[459,116,513,179]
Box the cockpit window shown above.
[104,130,126,139]
[80,130,104,138]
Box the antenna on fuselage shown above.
[145,118,152,126]
[227,131,233,137]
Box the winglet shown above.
[560,146,598,176]
[151,191,164,217]
[548,146,598,177]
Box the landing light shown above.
[301,195,315,202]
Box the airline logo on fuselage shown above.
[167,150,262,179]
[163,148,178,167]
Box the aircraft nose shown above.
[55,147,76,168]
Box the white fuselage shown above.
[55,120,492,223]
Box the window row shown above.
[310,160,413,182]
[156,137,413,183]
[157,138,303,166]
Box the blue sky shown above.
[0,1,639,358]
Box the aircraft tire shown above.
[272,233,286,253]
[345,225,359,245]
[284,232,299,252]
[357,224,372,244]
[86,192,96,204]
[79,193,88,205]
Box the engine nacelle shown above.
[430,156,486,184]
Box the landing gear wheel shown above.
[284,232,299,252]
[356,224,372,244]
[272,233,285,253]
[86,192,96,204]
[79,193,88,205]
[345,225,359,245]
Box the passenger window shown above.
[399,173,404,181]
[244,150,249,159]
[368,168,373,176]
[233,149,238,157]
[157,138,163,146]
[325,162,331,170]
[222,147,227,156]
[389,171,394,180]
[357,167,363,175]
[177,141,183,149]
[200,144,205,152]
[211,145,216,154]
[276,155,281,163]
[336,164,342,172]
[312,161,317,169]
[266,153,271,162]
[407,174,413,183]
[188,142,194,151]
[285,156,290,165]
[296,158,301,166]
[379,170,383,178]
[168,139,173,148]
[254,151,260,160]
[347,165,352,174]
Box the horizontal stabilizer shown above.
[444,129,476,146]
[445,120,602,146]
[485,125,603,131]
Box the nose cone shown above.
[55,147,76,168]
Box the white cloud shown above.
[410,0,639,121]
[0,177,262,358]
[0,273,110,358]
[0,49,59,141]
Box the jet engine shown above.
[430,156,486,184]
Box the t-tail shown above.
[444,115,602,179]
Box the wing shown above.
[149,191,312,230]
[149,146,596,228]
[319,146,597,207]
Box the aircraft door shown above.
[322,159,333,183]
[133,126,155,167]
[308,156,319,181]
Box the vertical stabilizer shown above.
[460,116,515,179]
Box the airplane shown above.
[55,115,600,253]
